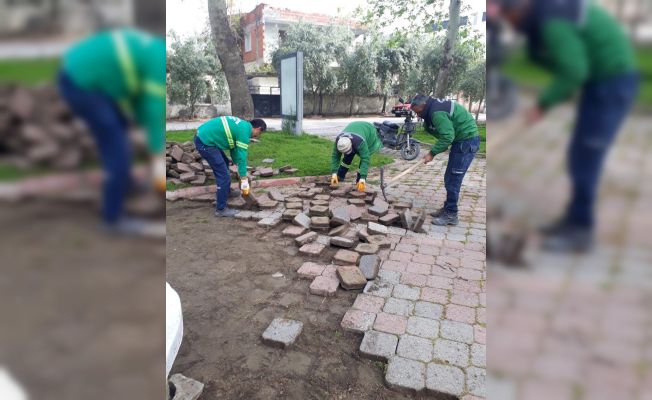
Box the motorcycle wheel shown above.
[401,140,420,161]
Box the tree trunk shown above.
[312,92,318,115]
[318,91,324,115]
[381,92,388,114]
[349,96,354,116]
[475,97,484,122]
[435,0,462,98]
[207,0,254,119]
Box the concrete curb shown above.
[166,174,331,201]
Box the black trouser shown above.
[337,152,361,182]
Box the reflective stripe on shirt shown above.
[221,116,235,149]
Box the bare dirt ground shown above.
[167,200,430,400]
[0,200,165,400]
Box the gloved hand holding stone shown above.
[240,177,250,196]
[356,178,366,192]
[330,173,339,187]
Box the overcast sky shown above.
[167,0,486,39]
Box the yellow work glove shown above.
[356,178,366,192]
[240,177,250,196]
[152,155,166,192]
[330,173,339,187]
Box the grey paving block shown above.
[425,363,465,398]
[392,284,420,301]
[432,339,470,368]
[471,343,486,367]
[406,316,439,339]
[383,297,415,316]
[397,334,434,362]
[262,318,304,348]
[440,320,474,344]
[414,301,444,320]
[359,330,398,361]
[385,356,426,393]
[466,366,486,397]
[169,373,204,400]
[359,255,380,280]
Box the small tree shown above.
[167,32,210,118]
[339,43,377,116]
[374,34,418,113]
[459,62,486,122]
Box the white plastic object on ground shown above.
[166,282,183,378]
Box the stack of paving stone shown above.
[0,84,147,170]
[166,141,213,186]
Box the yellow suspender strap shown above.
[221,117,235,149]
[112,31,138,95]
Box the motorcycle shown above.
[374,104,421,161]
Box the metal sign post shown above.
[280,51,303,136]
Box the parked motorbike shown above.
[374,111,421,161]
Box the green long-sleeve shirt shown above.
[331,121,383,179]
[196,116,252,177]
[536,4,636,110]
[62,29,166,153]
[427,102,479,156]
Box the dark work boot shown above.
[215,207,239,217]
[431,210,459,226]
[541,224,593,253]
[429,207,446,218]
[228,189,242,198]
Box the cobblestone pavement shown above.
[341,155,487,398]
[488,101,652,400]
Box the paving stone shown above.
[330,206,351,226]
[358,227,371,242]
[309,276,339,296]
[368,221,388,235]
[349,191,366,198]
[333,249,360,265]
[262,158,275,164]
[471,343,486,367]
[411,210,427,233]
[316,235,331,246]
[328,224,350,237]
[400,209,414,229]
[309,205,329,217]
[299,242,326,257]
[336,265,367,290]
[310,199,329,207]
[379,213,400,225]
[367,235,392,249]
[259,167,274,177]
[282,208,301,220]
[393,201,413,209]
[361,212,379,222]
[321,265,338,279]
[432,339,470,368]
[310,216,330,228]
[374,312,407,334]
[258,214,282,228]
[314,194,331,201]
[331,236,356,248]
[295,231,318,246]
[414,301,444,320]
[397,334,434,362]
[348,198,366,206]
[359,255,380,280]
[368,205,389,217]
[359,330,399,361]
[355,243,380,255]
[352,293,386,313]
[293,213,311,229]
[392,284,420,301]
[296,262,326,279]
[378,270,401,284]
[340,309,376,333]
[425,363,465,397]
[286,202,303,209]
[385,356,426,392]
[440,320,474,344]
[347,205,363,220]
[227,196,246,209]
[234,210,254,220]
[466,367,486,397]
[407,316,439,339]
[297,191,315,199]
[268,189,285,202]
[363,280,393,297]
[262,318,303,348]
[383,297,414,316]
[169,373,204,400]
[331,189,348,197]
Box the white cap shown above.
[337,137,353,154]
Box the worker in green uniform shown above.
[194,116,267,217]
[492,0,638,252]
[330,121,383,192]
[410,95,480,226]
[58,28,165,236]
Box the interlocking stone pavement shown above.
[341,154,487,397]
[489,101,652,400]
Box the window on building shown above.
[279,30,287,44]
[245,31,252,52]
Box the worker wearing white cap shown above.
[330,121,383,192]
